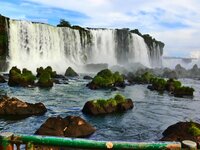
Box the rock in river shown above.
[35,116,96,138]
[0,96,47,118]
[161,121,200,148]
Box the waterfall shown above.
[8,20,162,73]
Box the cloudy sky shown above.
[0,0,200,58]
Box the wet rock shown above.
[82,94,133,115]
[54,74,67,79]
[83,75,93,80]
[35,116,95,138]
[161,121,200,148]
[0,74,6,83]
[0,96,47,118]
[65,67,78,77]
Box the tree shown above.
[57,19,71,27]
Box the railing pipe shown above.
[0,132,182,150]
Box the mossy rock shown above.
[161,121,200,148]
[174,86,194,97]
[65,67,78,77]
[127,72,154,84]
[8,67,36,87]
[87,69,125,90]
[82,94,133,115]
[165,78,182,92]
[36,66,57,78]
[37,70,53,88]
[151,78,167,92]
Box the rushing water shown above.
[0,76,199,142]
[7,20,163,73]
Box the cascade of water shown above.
[8,20,162,73]
[129,33,150,67]
[88,29,117,65]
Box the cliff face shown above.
[0,15,165,72]
[131,29,164,67]
[0,15,9,71]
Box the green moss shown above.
[174,86,194,97]
[97,69,113,78]
[38,71,51,84]
[151,78,167,91]
[113,72,124,83]
[91,94,127,108]
[188,123,200,136]
[114,94,125,103]
[91,69,124,88]
[36,66,56,78]
[8,67,36,86]
[141,72,154,83]
[21,68,36,83]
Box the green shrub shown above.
[91,69,124,88]
[188,123,200,136]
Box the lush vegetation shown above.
[88,69,124,89]
[91,94,126,108]
[188,123,200,136]
[57,19,71,27]
[37,66,55,87]
[131,72,195,97]
[36,66,56,78]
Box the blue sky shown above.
[0,0,200,58]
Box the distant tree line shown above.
[57,19,71,27]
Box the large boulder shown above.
[0,74,6,83]
[82,94,133,115]
[35,116,95,138]
[8,67,36,87]
[174,86,195,97]
[161,121,200,148]
[0,96,47,118]
[87,69,125,90]
[65,67,78,77]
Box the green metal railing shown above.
[0,132,183,150]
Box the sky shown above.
[0,0,200,58]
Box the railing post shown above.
[182,140,197,150]
[0,132,14,150]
